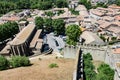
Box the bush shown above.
[66,38,77,46]
[111,37,117,41]
[49,63,58,68]
[10,56,30,68]
[0,56,9,70]
[83,53,92,60]
[69,9,79,15]
[97,63,114,80]
[83,53,96,79]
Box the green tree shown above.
[97,63,114,80]
[0,22,19,41]
[69,9,79,15]
[52,19,65,35]
[35,17,44,29]
[0,1,16,15]
[44,18,53,32]
[66,24,81,45]
[56,0,68,8]
[115,0,120,6]
[0,56,9,70]
[10,56,30,68]
[16,0,30,9]
[85,69,96,80]
[97,73,109,80]
[83,53,96,80]
[83,53,92,60]
[79,0,92,9]
[45,11,54,17]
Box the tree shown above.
[85,69,96,80]
[66,24,81,45]
[0,56,9,70]
[97,73,109,80]
[115,0,120,6]
[0,1,16,15]
[52,19,65,35]
[79,0,92,9]
[97,63,114,80]
[44,18,53,33]
[35,17,44,29]
[56,0,68,8]
[83,53,96,80]
[10,56,30,68]
[69,9,79,15]
[45,11,54,17]
[83,53,92,61]
[0,22,19,41]
[16,0,30,9]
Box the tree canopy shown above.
[0,56,9,70]
[79,0,92,10]
[83,53,96,80]
[56,0,68,8]
[66,24,81,45]
[97,63,114,80]
[83,53,114,80]
[35,17,44,29]
[44,18,53,33]
[115,0,120,6]
[52,19,65,35]
[0,0,69,15]
[0,22,19,42]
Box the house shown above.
[81,31,105,45]
[1,16,21,22]
[75,5,89,17]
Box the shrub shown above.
[10,56,30,68]
[97,63,114,80]
[83,53,92,60]
[111,37,117,41]
[69,9,79,15]
[0,56,9,70]
[49,63,58,68]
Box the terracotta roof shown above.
[99,21,111,29]
[115,15,120,21]
[90,9,104,16]
[2,16,20,21]
[27,17,34,22]
[102,16,115,21]
[108,27,120,34]
[113,48,120,54]
[108,4,120,9]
